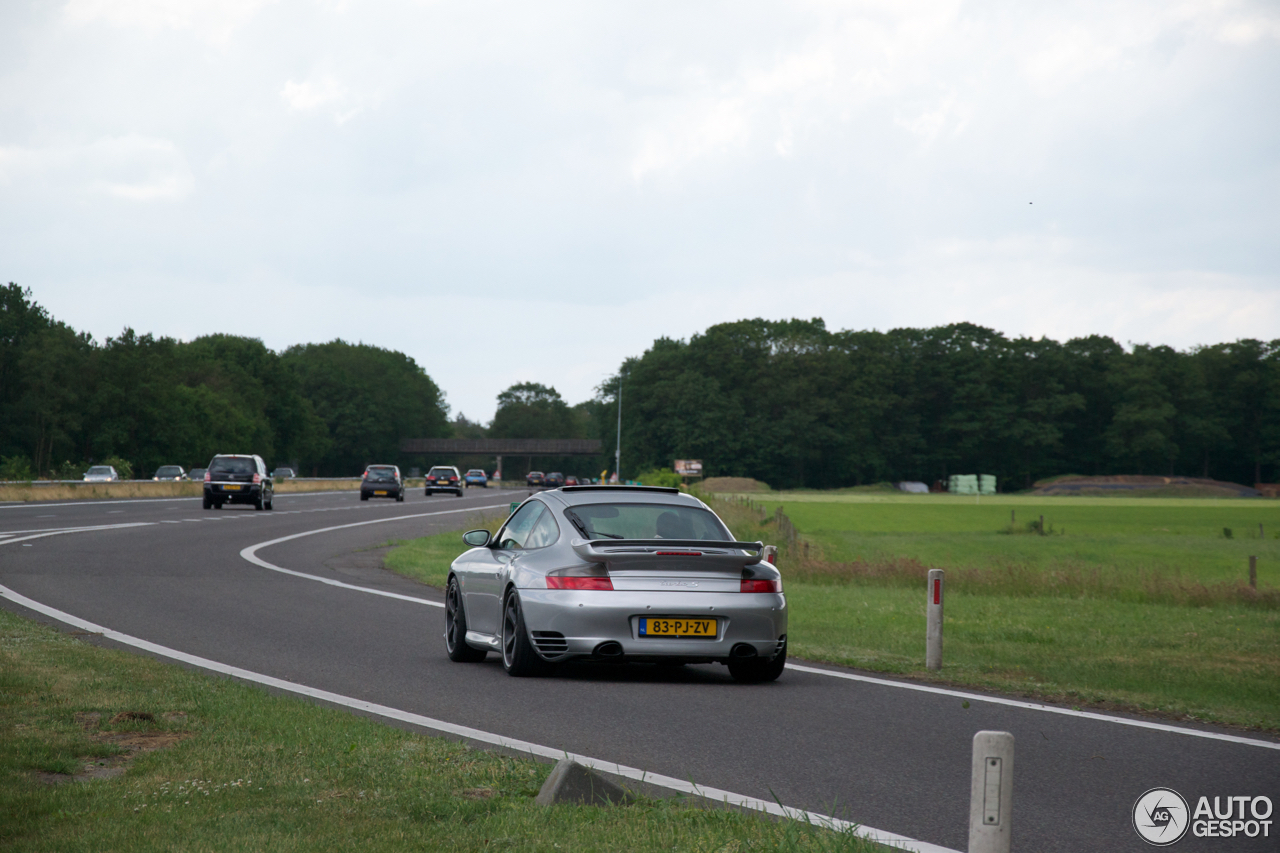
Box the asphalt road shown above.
[2,489,1276,852]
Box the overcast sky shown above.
[2,0,1277,421]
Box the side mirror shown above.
[462,529,492,548]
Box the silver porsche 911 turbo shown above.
[444,485,787,682]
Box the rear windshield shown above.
[210,457,255,475]
[367,466,397,476]
[155,466,182,476]
[563,503,730,541]
[86,466,113,475]
[428,468,454,476]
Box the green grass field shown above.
[0,608,877,852]
[697,493,1280,730]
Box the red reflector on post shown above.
[740,578,782,593]
[933,578,941,605]
[546,577,614,591]
[655,551,701,556]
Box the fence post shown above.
[969,731,1014,853]
[1249,556,1257,589]
[926,569,944,671]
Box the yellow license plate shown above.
[639,618,716,638]
[374,490,387,495]
[222,484,241,491]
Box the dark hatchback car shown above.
[526,471,545,487]
[361,464,404,501]
[544,472,565,488]
[425,466,463,496]
[203,454,273,511]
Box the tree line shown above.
[0,285,450,478]
[597,318,1280,490]
[6,284,1277,489]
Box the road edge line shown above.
[0,582,956,853]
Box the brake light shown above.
[546,576,614,591]
[253,472,261,484]
[740,578,782,593]
[204,471,211,482]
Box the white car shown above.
[83,466,119,482]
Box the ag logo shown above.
[1133,787,1190,846]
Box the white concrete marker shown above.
[969,731,1014,853]
[926,569,944,671]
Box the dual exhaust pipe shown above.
[592,641,759,659]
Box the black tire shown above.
[265,494,274,511]
[425,489,431,497]
[360,493,369,501]
[396,491,405,502]
[213,500,223,510]
[728,639,787,684]
[254,494,264,511]
[456,489,464,497]
[202,495,212,510]
[501,591,547,677]
[445,577,487,662]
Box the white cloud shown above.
[62,0,274,42]
[0,136,193,201]
[280,76,367,123]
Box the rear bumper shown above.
[517,588,787,661]
[361,484,402,497]
[205,483,263,503]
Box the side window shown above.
[524,509,560,549]
[497,502,546,550]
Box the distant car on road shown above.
[426,466,463,497]
[361,464,404,502]
[526,471,545,487]
[564,476,579,486]
[153,465,185,481]
[187,468,207,482]
[444,485,787,682]
[544,472,565,488]
[271,467,295,480]
[464,469,489,488]
[83,466,119,483]
[203,454,273,511]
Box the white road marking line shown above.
[784,664,1279,751]
[0,523,156,545]
[242,523,1280,753]
[238,504,512,607]
[0,583,953,853]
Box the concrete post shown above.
[969,731,1014,853]
[926,569,944,671]
[1249,555,1257,589]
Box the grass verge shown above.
[0,608,881,852]
[700,494,1280,732]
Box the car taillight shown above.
[253,472,261,484]
[546,576,614,591]
[204,472,211,482]
[740,578,782,593]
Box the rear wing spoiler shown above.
[571,538,766,571]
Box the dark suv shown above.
[204,454,273,510]
[361,464,404,501]
[425,466,462,497]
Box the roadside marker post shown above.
[926,569,944,671]
[968,731,1014,853]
